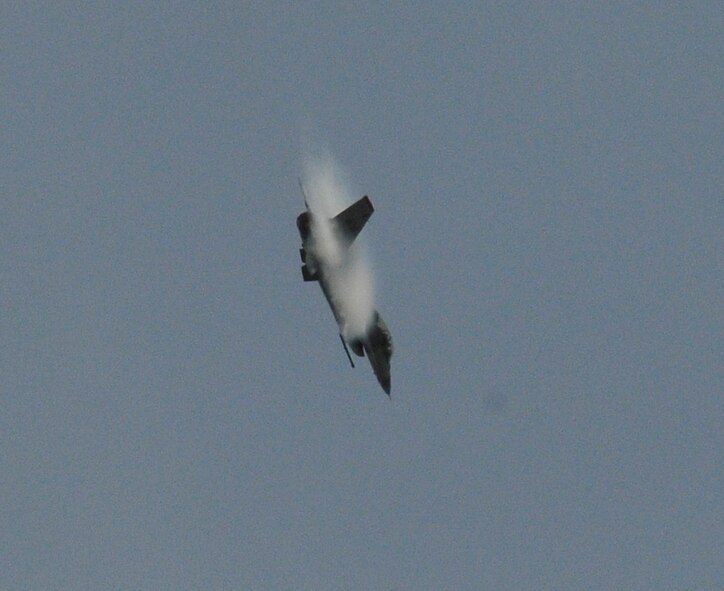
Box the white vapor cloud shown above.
[302,153,376,340]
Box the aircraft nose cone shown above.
[380,377,391,397]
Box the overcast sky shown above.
[2,3,722,590]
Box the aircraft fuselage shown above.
[296,199,393,395]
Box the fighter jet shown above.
[296,184,393,396]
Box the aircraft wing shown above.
[333,196,374,243]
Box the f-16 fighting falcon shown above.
[296,181,393,396]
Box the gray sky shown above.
[2,3,722,590]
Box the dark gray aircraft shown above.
[296,187,393,396]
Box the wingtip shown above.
[297,177,310,209]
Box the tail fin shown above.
[333,196,374,244]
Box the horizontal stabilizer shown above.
[333,196,374,244]
[301,265,318,281]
